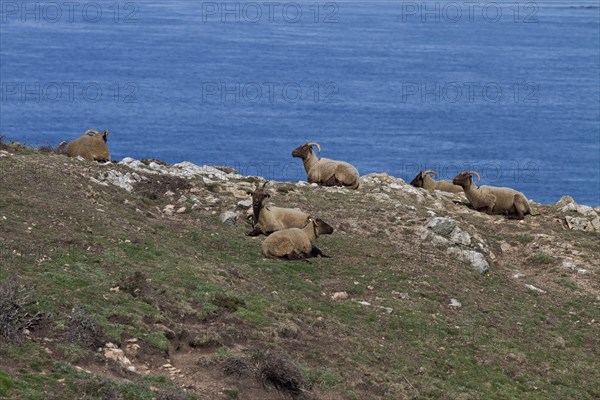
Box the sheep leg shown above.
[507,204,526,220]
[311,246,330,258]
[322,175,340,186]
[246,227,261,236]
[285,251,307,260]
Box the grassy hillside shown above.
[0,144,598,399]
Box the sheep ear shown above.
[246,191,253,195]
[102,130,108,142]
[265,194,271,198]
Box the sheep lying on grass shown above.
[410,170,463,193]
[261,218,334,259]
[452,171,535,220]
[67,129,110,162]
[246,181,311,236]
[292,142,360,189]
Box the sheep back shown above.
[435,180,463,193]
[67,134,110,162]
[308,158,359,189]
[261,228,312,259]
[256,206,310,234]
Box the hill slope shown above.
[0,146,599,400]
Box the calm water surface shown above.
[1,1,598,204]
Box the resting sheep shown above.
[261,218,334,259]
[452,171,534,220]
[247,181,311,236]
[410,170,463,193]
[67,129,110,162]
[292,142,360,189]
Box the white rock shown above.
[447,247,490,274]
[561,259,576,270]
[561,203,577,213]
[576,205,596,216]
[221,210,238,225]
[525,284,546,294]
[237,199,252,208]
[97,170,142,192]
[449,299,462,307]
[331,292,349,301]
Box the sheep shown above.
[246,181,311,236]
[452,171,534,220]
[67,129,110,162]
[261,218,334,259]
[291,142,360,189]
[410,170,463,193]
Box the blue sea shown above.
[1,1,599,205]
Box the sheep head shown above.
[410,170,437,188]
[310,218,334,236]
[291,142,321,159]
[84,129,108,143]
[248,181,270,226]
[452,171,480,188]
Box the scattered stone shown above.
[555,195,575,208]
[525,284,546,294]
[500,241,512,253]
[565,215,600,233]
[512,273,526,279]
[449,298,462,308]
[102,343,134,369]
[177,195,188,204]
[331,292,349,301]
[421,217,472,246]
[447,247,490,274]
[164,190,175,197]
[379,306,394,314]
[176,206,186,214]
[221,210,238,225]
[393,292,409,300]
[163,205,175,216]
[96,170,143,192]
[237,199,252,208]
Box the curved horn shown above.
[307,142,321,153]
[262,180,269,189]
[468,171,481,182]
[84,129,99,136]
[422,170,437,177]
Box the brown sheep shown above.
[67,129,110,162]
[452,171,534,220]
[246,181,311,236]
[261,218,334,259]
[410,170,463,193]
[292,142,360,189]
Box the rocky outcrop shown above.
[557,196,600,233]
[421,217,492,273]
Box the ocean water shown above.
[1,0,599,205]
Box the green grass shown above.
[1,151,599,400]
[529,252,557,265]
[514,234,534,243]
